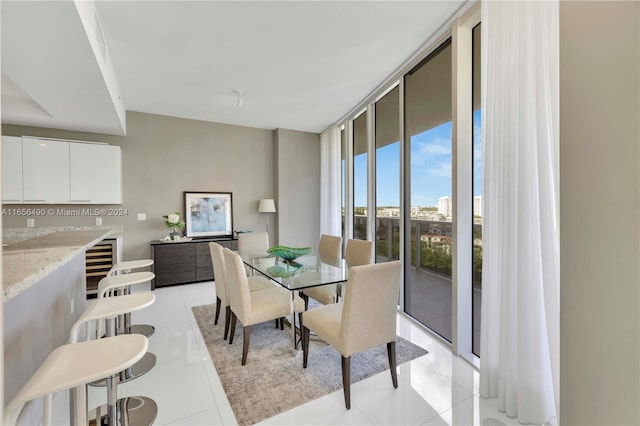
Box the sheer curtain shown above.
[320,125,341,236]
[479,1,559,424]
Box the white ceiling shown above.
[2,1,467,135]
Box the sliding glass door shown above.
[404,40,454,342]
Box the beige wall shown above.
[560,1,640,424]
[2,111,285,260]
[275,128,321,249]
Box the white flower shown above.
[167,213,180,224]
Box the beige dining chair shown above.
[223,248,305,365]
[300,234,343,309]
[337,238,375,300]
[302,260,402,409]
[237,231,270,259]
[209,242,274,340]
[238,231,270,276]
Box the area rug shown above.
[192,303,428,426]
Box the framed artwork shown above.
[184,191,233,238]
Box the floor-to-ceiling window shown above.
[375,87,401,262]
[471,23,482,356]
[404,40,454,342]
[338,6,480,357]
[353,112,368,240]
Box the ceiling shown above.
[1,1,467,136]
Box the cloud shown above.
[430,161,452,177]
[412,136,451,166]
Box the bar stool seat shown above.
[92,273,157,386]
[108,259,153,276]
[99,271,156,337]
[71,293,156,344]
[107,261,155,337]
[3,335,148,426]
[98,272,156,297]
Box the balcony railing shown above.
[348,214,482,347]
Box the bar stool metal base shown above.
[90,352,156,387]
[128,324,155,337]
[89,396,157,426]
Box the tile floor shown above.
[86,281,519,425]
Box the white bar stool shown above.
[72,293,157,426]
[108,259,154,276]
[3,334,148,426]
[107,261,155,337]
[92,272,157,386]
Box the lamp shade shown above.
[258,199,276,213]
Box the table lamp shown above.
[258,199,276,234]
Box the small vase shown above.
[170,228,179,240]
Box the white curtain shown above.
[479,1,559,425]
[320,125,341,236]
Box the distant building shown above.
[438,196,452,218]
[474,196,483,217]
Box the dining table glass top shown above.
[241,254,347,291]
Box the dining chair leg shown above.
[302,326,310,368]
[241,325,251,366]
[341,356,351,409]
[228,312,237,344]
[387,341,398,388]
[223,306,231,340]
[280,317,284,330]
[298,312,304,352]
[300,293,309,311]
[214,297,221,325]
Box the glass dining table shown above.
[241,254,348,291]
[240,253,348,351]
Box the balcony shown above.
[352,215,482,351]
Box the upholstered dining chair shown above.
[302,260,402,409]
[300,234,343,309]
[223,248,305,365]
[209,242,274,340]
[337,238,375,300]
[238,231,270,276]
[237,231,270,259]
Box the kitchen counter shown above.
[3,228,116,302]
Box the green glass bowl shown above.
[266,245,312,261]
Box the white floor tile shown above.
[166,407,224,425]
[259,391,374,425]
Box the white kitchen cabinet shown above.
[1,136,23,203]
[22,138,70,204]
[70,143,121,204]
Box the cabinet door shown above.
[1,136,23,203]
[70,143,122,204]
[152,243,196,287]
[195,242,214,281]
[22,138,69,203]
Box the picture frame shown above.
[184,191,234,238]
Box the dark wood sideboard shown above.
[150,238,237,289]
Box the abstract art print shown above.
[184,192,233,238]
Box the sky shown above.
[352,109,482,208]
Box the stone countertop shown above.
[3,225,123,244]
[3,229,115,302]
